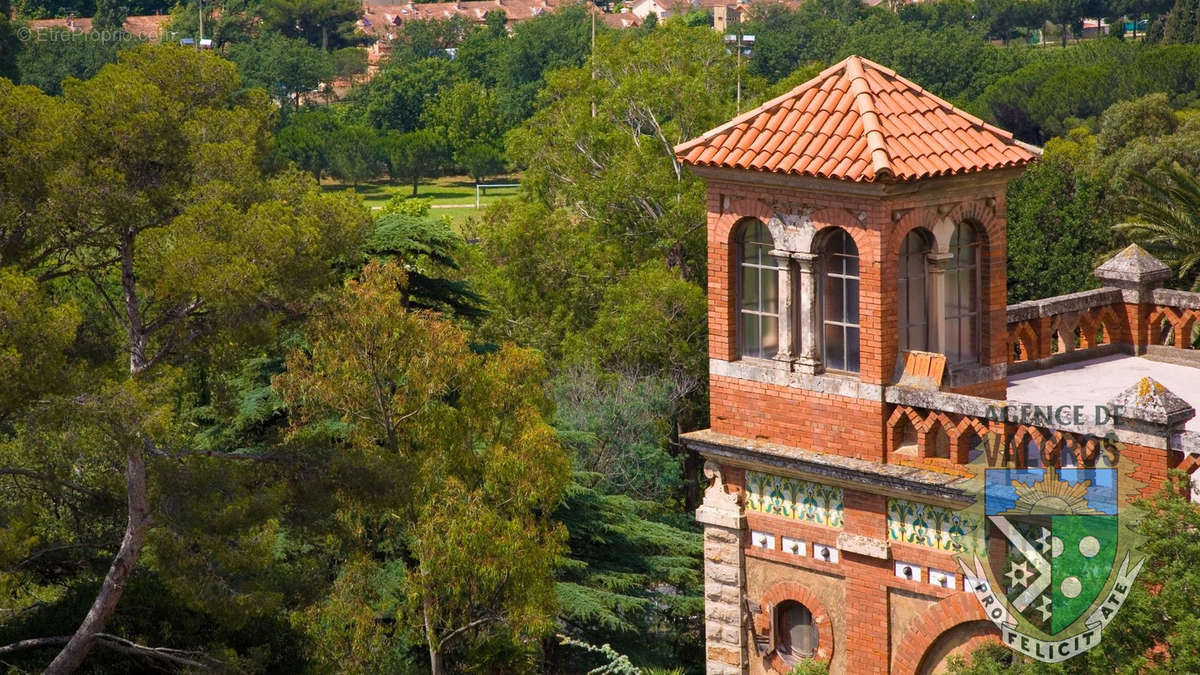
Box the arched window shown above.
[739,220,779,359]
[945,223,980,364]
[776,601,817,659]
[898,229,932,353]
[821,229,859,373]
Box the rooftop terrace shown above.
[1007,353,1200,433]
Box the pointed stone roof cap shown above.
[674,55,1040,183]
[1094,244,1172,285]
[1108,377,1195,427]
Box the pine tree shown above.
[552,474,703,672]
[1163,0,1199,42]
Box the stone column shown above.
[695,461,747,675]
[770,250,794,363]
[793,252,821,373]
[927,251,954,356]
[1094,244,1172,355]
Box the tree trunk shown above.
[1062,22,1069,46]
[423,596,443,675]
[412,173,419,197]
[44,443,149,675]
[46,234,151,674]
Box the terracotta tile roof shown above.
[674,55,1040,183]
[28,14,171,40]
[362,0,567,34]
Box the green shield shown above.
[1050,515,1116,633]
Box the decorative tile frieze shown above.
[886,498,982,555]
[744,470,844,528]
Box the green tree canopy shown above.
[387,128,449,196]
[0,44,370,672]
[229,33,334,106]
[276,261,569,674]
[258,0,362,50]
[357,56,459,132]
[15,29,131,94]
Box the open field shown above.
[321,175,521,227]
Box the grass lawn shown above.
[321,175,520,227]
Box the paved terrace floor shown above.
[1007,353,1200,432]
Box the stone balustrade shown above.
[1006,245,1200,371]
[885,378,1197,489]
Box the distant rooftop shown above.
[1007,353,1200,432]
[674,55,1040,182]
[28,14,171,40]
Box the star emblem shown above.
[1005,560,1034,590]
[1035,527,1052,554]
[1035,594,1052,622]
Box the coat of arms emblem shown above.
[956,448,1146,663]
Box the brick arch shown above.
[1148,307,1187,346]
[893,223,936,254]
[1010,321,1038,362]
[720,214,778,250]
[958,199,1003,241]
[1078,308,1117,349]
[713,199,779,249]
[891,592,997,675]
[757,580,835,673]
[812,223,864,256]
[887,406,927,455]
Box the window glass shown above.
[778,602,817,658]
[898,230,930,352]
[821,229,860,373]
[945,224,981,364]
[739,221,780,359]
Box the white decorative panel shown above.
[812,543,838,564]
[751,530,775,550]
[894,561,923,583]
[781,536,806,556]
[929,568,955,589]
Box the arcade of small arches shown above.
[731,215,987,377]
[886,402,1125,470]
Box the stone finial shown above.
[1108,377,1195,428]
[1094,244,1171,287]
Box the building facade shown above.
[676,56,1200,674]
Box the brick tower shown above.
[678,53,1200,675]
[676,55,1041,674]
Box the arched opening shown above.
[899,229,932,353]
[776,600,818,661]
[892,414,919,457]
[945,223,981,365]
[929,424,950,460]
[963,431,984,464]
[1012,338,1027,362]
[914,621,998,675]
[1158,317,1174,346]
[820,228,860,373]
[738,220,779,359]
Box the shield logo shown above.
[983,468,1118,635]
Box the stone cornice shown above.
[682,429,974,508]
